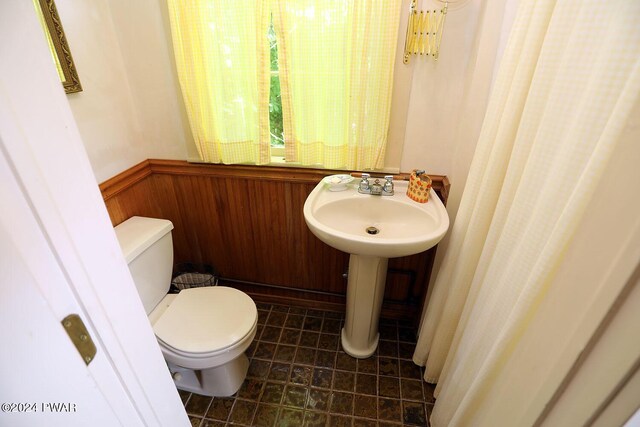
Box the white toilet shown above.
[114,216,257,397]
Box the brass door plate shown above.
[61,314,96,365]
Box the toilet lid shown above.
[153,287,257,354]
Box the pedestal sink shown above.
[303,177,449,358]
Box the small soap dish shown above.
[323,174,354,192]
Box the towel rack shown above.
[403,0,448,63]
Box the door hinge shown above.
[61,314,97,365]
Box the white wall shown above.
[400,0,519,214]
[386,0,505,179]
[56,0,188,183]
[400,0,482,175]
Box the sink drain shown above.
[366,226,380,235]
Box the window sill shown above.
[269,156,400,174]
[186,153,400,175]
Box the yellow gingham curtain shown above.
[167,0,271,164]
[273,0,402,170]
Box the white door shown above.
[0,1,189,426]
[0,147,135,427]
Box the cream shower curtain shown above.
[413,0,640,425]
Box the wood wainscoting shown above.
[100,159,450,323]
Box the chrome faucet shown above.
[358,174,394,196]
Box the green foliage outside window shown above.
[268,22,284,147]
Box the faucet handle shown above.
[358,173,371,193]
[383,175,394,195]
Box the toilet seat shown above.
[153,286,257,355]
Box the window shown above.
[167,1,402,169]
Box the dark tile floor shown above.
[179,303,435,426]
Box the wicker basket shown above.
[406,170,432,203]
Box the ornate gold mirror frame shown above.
[33,0,82,94]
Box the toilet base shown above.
[167,353,249,397]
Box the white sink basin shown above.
[303,177,449,358]
[304,179,449,258]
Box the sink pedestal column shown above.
[341,254,388,358]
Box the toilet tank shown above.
[114,216,174,314]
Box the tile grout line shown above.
[251,304,277,425]
[195,394,214,427]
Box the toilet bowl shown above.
[115,216,257,396]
